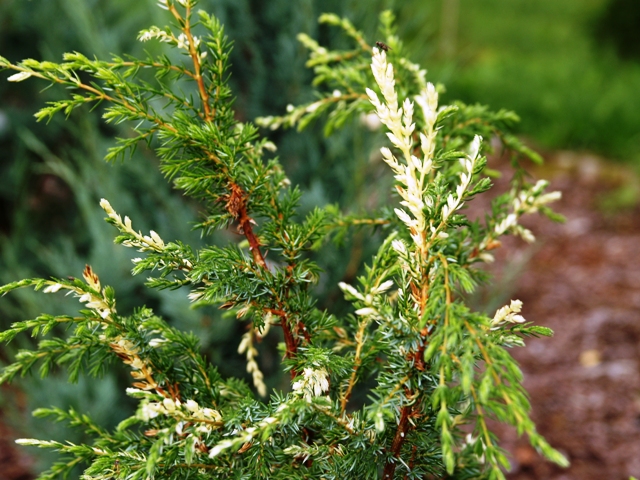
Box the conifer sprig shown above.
[1,1,568,478]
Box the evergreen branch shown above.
[339,317,371,413]
[328,216,390,228]
[256,92,368,132]
[1,4,568,478]
[33,407,112,440]
[107,58,196,79]
[381,403,411,480]
[378,375,411,411]
[318,13,372,52]
[4,6,311,374]
[0,314,81,343]
[311,404,355,436]
[468,384,505,473]
[166,2,212,120]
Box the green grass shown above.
[401,0,640,162]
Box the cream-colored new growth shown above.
[366,48,482,253]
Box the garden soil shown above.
[486,150,640,480]
[1,150,639,479]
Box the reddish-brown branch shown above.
[340,359,361,413]
[296,320,311,343]
[168,2,212,120]
[22,2,305,379]
[340,319,370,413]
[232,184,314,372]
[279,318,297,356]
[226,182,267,270]
[411,326,430,372]
[405,444,418,479]
[226,183,303,370]
[168,0,309,370]
[382,404,412,479]
[382,332,431,478]
[238,209,267,270]
[278,312,299,379]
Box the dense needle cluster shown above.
[0,1,568,479]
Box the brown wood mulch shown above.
[489,150,640,480]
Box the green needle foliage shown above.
[1,1,568,478]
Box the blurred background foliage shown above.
[413,0,640,162]
[0,0,638,475]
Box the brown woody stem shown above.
[382,404,412,479]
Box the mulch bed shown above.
[0,386,34,480]
[489,150,640,479]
